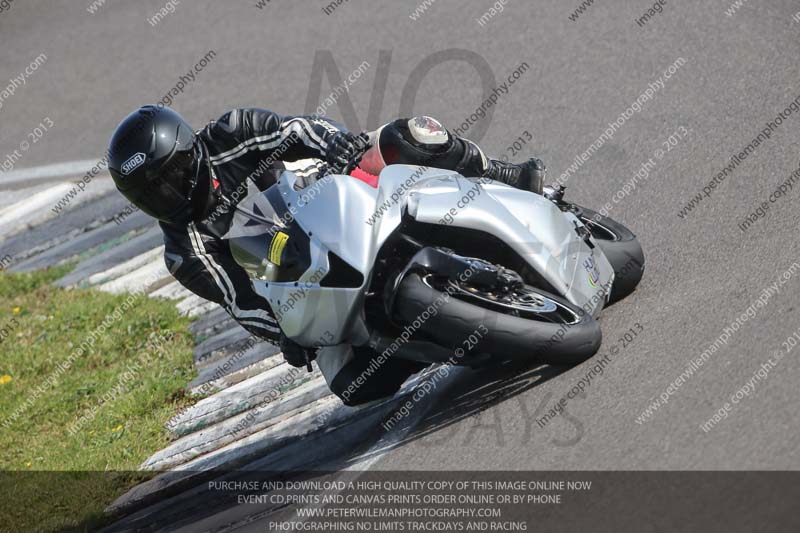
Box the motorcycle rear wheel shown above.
[393,272,602,365]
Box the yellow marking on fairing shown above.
[269,231,289,265]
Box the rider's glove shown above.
[280,332,317,369]
[323,131,371,172]
[323,131,359,169]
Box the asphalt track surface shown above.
[2,0,800,529]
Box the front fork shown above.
[382,245,523,320]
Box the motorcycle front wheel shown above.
[393,272,602,365]
[570,205,645,305]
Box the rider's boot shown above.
[455,138,545,195]
[483,157,545,195]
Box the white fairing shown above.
[405,173,615,316]
[248,165,613,348]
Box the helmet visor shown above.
[133,140,202,224]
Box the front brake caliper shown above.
[461,259,523,293]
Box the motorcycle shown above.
[227,160,644,375]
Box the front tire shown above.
[571,206,645,304]
[394,273,602,365]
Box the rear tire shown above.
[572,206,645,305]
[394,273,602,365]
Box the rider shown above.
[107,106,545,405]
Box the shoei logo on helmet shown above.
[121,152,146,176]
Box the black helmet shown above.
[108,106,208,225]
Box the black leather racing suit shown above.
[159,108,342,342]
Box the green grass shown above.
[0,267,197,531]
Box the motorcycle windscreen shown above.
[229,226,311,283]
[229,233,276,281]
[226,183,311,282]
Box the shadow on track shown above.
[100,359,573,531]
